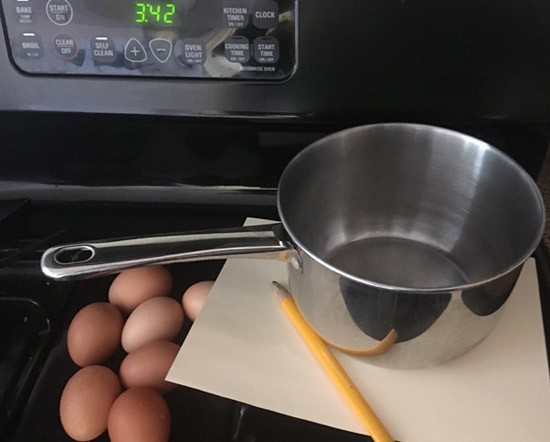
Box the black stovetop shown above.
[0,198,389,442]
[1,114,550,441]
[1,196,549,442]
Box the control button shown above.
[91,37,117,63]
[15,32,43,59]
[222,1,249,28]
[124,38,147,63]
[15,0,34,25]
[253,36,279,63]
[52,33,78,60]
[149,39,172,63]
[252,0,278,29]
[177,39,206,65]
[224,36,250,63]
[46,0,73,26]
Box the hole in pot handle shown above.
[53,246,95,265]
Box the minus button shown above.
[149,38,172,63]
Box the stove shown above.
[0,116,549,442]
[2,1,550,441]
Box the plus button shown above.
[124,38,147,63]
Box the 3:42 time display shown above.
[135,2,176,25]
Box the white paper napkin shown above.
[167,218,550,442]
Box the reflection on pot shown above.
[339,278,452,343]
[462,267,521,316]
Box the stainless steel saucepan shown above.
[41,123,545,368]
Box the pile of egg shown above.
[59,265,214,442]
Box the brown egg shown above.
[109,266,173,314]
[121,297,184,353]
[60,365,121,441]
[182,280,214,321]
[67,302,124,367]
[119,340,180,393]
[108,387,171,442]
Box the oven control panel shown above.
[0,0,296,80]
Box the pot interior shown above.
[278,123,544,290]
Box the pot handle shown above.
[41,223,295,281]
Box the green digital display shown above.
[135,2,176,24]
